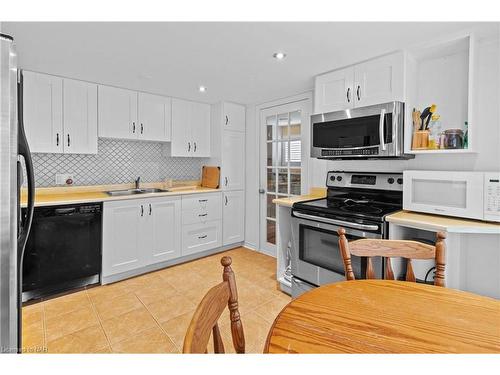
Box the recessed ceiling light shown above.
[273,52,287,60]
[199,86,207,93]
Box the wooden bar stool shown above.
[337,228,446,286]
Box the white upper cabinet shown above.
[137,93,172,142]
[191,102,211,157]
[223,190,245,245]
[353,52,405,107]
[314,52,405,113]
[171,98,211,157]
[23,71,64,153]
[223,102,246,132]
[314,67,354,114]
[98,85,138,140]
[171,98,192,156]
[63,79,98,154]
[222,131,245,191]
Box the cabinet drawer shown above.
[182,221,222,256]
[182,208,221,225]
[182,193,222,212]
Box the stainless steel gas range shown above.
[290,171,403,297]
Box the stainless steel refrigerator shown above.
[0,33,35,353]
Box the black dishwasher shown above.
[22,203,102,301]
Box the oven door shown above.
[291,215,381,287]
[311,101,404,159]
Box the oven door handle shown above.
[379,108,386,151]
[293,211,379,231]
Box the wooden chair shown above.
[183,256,245,353]
[337,228,446,287]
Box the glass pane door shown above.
[260,100,310,256]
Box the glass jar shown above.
[443,129,464,149]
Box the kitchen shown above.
[1,11,500,365]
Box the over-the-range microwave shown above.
[311,101,413,160]
[403,171,500,222]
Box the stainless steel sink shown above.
[106,188,169,196]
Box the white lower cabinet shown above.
[182,221,222,256]
[223,190,245,245]
[181,192,222,256]
[102,196,181,278]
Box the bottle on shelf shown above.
[464,121,468,149]
[428,114,442,149]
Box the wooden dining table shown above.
[264,280,500,353]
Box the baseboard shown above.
[243,242,257,251]
[102,242,245,285]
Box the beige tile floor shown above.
[22,247,291,354]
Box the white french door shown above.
[259,98,311,256]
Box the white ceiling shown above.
[2,22,497,105]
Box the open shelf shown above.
[405,33,475,154]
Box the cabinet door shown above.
[147,197,182,264]
[314,67,354,114]
[102,200,144,277]
[223,102,245,132]
[354,52,404,107]
[138,92,171,142]
[63,79,98,154]
[171,98,192,156]
[191,102,211,157]
[223,190,245,245]
[22,71,63,153]
[222,131,245,190]
[98,85,138,140]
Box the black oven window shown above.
[299,225,365,278]
[313,113,392,148]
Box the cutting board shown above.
[201,166,220,189]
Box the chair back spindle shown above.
[337,228,446,287]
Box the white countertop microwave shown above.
[403,171,500,222]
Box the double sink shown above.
[106,188,170,196]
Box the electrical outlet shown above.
[55,173,74,186]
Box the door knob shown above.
[259,189,266,194]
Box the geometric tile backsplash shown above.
[30,138,209,187]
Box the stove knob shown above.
[387,178,395,184]
[397,178,403,185]
[330,175,336,182]
[336,176,342,182]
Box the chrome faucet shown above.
[135,177,141,190]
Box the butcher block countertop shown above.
[272,187,327,207]
[21,180,220,208]
[386,210,500,234]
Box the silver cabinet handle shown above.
[198,234,207,239]
[141,123,144,134]
[379,108,386,151]
[224,177,228,186]
[198,213,207,217]
[188,142,191,152]
[194,142,197,152]
[225,196,228,206]
[140,205,144,217]
[67,134,71,147]
[199,199,208,203]
[56,133,59,146]
[356,85,361,101]
[149,203,152,216]
[293,211,378,231]
[346,87,351,103]
[132,122,136,133]
[225,115,229,125]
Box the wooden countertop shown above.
[272,187,327,207]
[265,280,500,353]
[21,181,220,208]
[386,210,500,234]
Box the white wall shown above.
[244,104,259,249]
[245,32,500,253]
